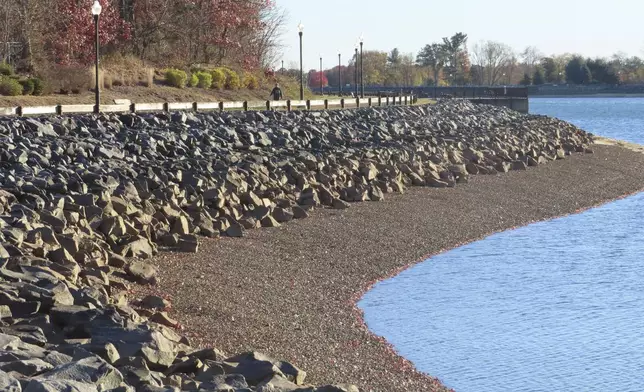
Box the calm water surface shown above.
[530,97,644,144]
[359,97,644,392]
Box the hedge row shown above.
[164,67,259,90]
[0,63,45,96]
[0,76,44,96]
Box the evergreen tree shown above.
[533,66,546,85]
[565,56,586,84]
[582,64,593,84]
[519,73,532,86]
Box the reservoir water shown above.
[358,97,644,392]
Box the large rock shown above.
[125,261,157,284]
[36,356,123,390]
[0,370,21,392]
[24,380,98,392]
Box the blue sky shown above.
[276,0,643,70]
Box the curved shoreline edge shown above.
[140,144,644,392]
[349,152,644,392]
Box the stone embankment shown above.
[0,101,592,391]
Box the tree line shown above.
[301,33,644,88]
[0,0,284,73]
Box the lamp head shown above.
[359,34,364,44]
[297,22,304,33]
[91,0,102,16]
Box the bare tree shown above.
[521,46,543,73]
[505,55,518,84]
[247,3,287,68]
[6,0,50,71]
[472,40,515,85]
[400,53,416,86]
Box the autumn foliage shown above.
[308,71,329,88]
[1,0,285,72]
[50,0,130,65]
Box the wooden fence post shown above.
[341,99,345,109]
[265,101,271,111]
[163,103,169,112]
[243,101,248,111]
[287,100,292,112]
[324,99,329,110]
[306,100,311,110]
[219,102,224,112]
[368,98,372,107]
[192,102,198,112]
[56,105,63,115]
[356,98,360,108]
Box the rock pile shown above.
[0,101,592,391]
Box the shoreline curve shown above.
[137,144,644,392]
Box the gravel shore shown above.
[137,144,644,392]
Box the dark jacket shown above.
[270,87,283,100]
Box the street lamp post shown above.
[354,44,358,97]
[338,51,342,97]
[319,54,323,95]
[91,0,102,114]
[298,22,304,100]
[359,35,364,98]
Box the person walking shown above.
[270,83,283,101]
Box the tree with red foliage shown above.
[5,0,286,74]
[183,0,264,66]
[308,71,328,88]
[50,0,130,65]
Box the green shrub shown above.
[222,68,240,90]
[164,68,188,88]
[19,79,34,95]
[0,77,23,96]
[190,66,207,74]
[195,71,212,89]
[188,73,198,87]
[210,68,226,89]
[243,73,259,90]
[31,78,44,96]
[0,63,13,76]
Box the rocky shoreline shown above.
[0,101,600,391]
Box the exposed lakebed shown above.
[359,97,644,391]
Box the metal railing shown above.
[0,95,415,117]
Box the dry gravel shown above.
[136,144,644,392]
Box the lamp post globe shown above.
[354,43,358,97]
[91,0,102,15]
[91,0,102,114]
[297,22,304,100]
